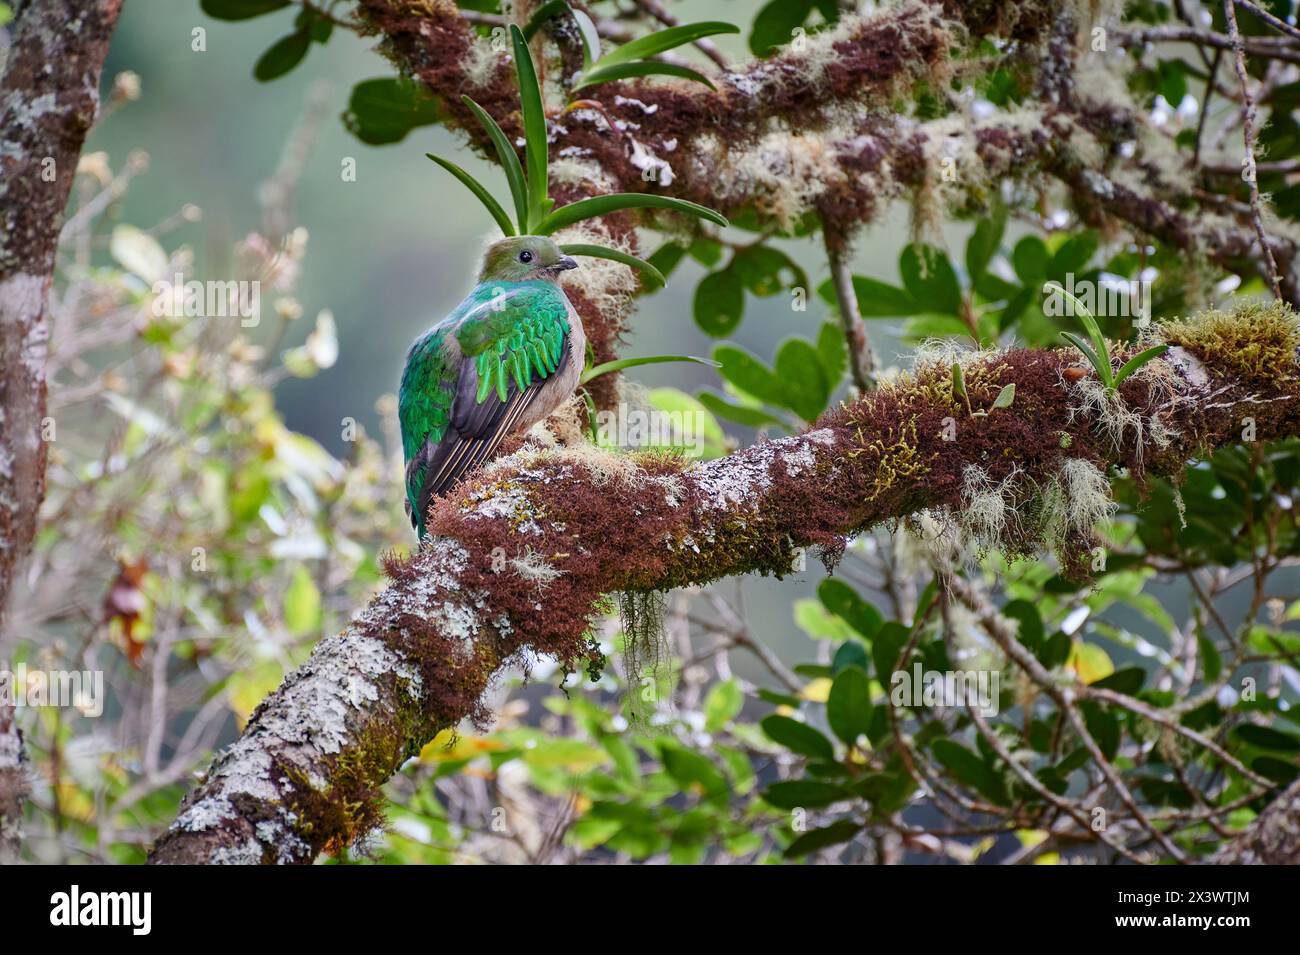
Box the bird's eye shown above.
[518,250,533,263]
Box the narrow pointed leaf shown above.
[426,154,515,237]
[1114,344,1169,387]
[572,9,601,65]
[559,243,666,286]
[1045,281,1108,368]
[521,0,571,41]
[595,21,739,68]
[574,61,715,91]
[582,354,720,385]
[511,25,550,232]
[538,193,727,234]
[1060,332,1111,383]
[461,96,528,234]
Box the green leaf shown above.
[306,11,333,43]
[201,0,290,20]
[763,779,849,810]
[559,243,664,287]
[1012,236,1049,284]
[644,387,727,458]
[1047,281,1108,367]
[817,578,882,639]
[1197,630,1223,682]
[991,382,1016,410]
[1092,666,1146,695]
[510,25,552,232]
[750,0,814,57]
[966,210,1005,282]
[1251,756,1299,784]
[1001,600,1045,653]
[816,321,848,384]
[760,715,835,760]
[462,96,529,233]
[536,192,728,235]
[1049,231,1099,280]
[646,242,687,281]
[899,244,962,316]
[794,600,856,641]
[848,276,922,317]
[1060,331,1110,384]
[931,739,1007,805]
[713,345,785,405]
[733,245,805,297]
[253,30,311,82]
[703,680,743,731]
[1114,344,1169,387]
[1234,724,1300,751]
[697,392,788,429]
[595,21,739,68]
[784,820,861,858]
[951,362,967,402]
[283,566,322,636]
[775,338,830,420]
[575,62,716,91]
[582,353,718,385]
[343,78,441,145]
[871,622,908,685]
[694,269,745,337]
[831,641,869,675]
[521,0,572,41]
[659,742,730,803]
[425,154,516,237]
[826,667,873,745]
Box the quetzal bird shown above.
[399,235,583,538]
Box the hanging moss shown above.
[617,589,673,732]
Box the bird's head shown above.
[479,236,578,283]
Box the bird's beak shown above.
[555,256,579,271]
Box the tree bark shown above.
[151,314,1300,863]
[0,0,124,864]
[0,0,123,614]
[1210,778,1300,864]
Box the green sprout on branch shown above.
[426,25,729,287]
[1046,281,1168,395]
[523,1,738,91]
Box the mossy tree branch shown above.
[151,304,1300,863]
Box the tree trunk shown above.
[0,0,125,863]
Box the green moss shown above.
[1161,301,1300,384]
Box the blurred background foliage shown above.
[4,0,1300,863]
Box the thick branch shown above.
[151,304,1300,863]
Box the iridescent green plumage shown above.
[399,237,579,538]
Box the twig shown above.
[824,229,875,392]
[1223,0,1285,299]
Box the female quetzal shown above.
[399,235,583,538]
